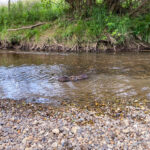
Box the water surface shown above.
[0,51,150,108]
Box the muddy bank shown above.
[0,39,150,53]
[0,99,150,149]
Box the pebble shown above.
[63,126,69,131]
[71,126,80,134]
[52,128,60,134]
[0,125,2,131]
[22,138,28,145]
[51,142,58,148]
[124,119,129,126]
[0,100,150,150]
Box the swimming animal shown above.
[58,74,88,82]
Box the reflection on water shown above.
[0,51,150,107]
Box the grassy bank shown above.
[0,0,150,52]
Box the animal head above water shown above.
[58,74,88,82]
[58,76,70,82]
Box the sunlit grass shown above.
[0,0,149,44]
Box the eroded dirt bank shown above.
[0,39,150,53]
[0,99,150,150]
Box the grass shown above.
[0,0,65,30]
[0,0,149,46]
[53,7,150,44]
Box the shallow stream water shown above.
[0,51,150,108]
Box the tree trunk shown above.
[104,0,121,13]
[8,0,11,12]
[66,0,96,10]
[86,0,96,7]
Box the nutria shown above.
[58,74,88,82]
[58,76,70,82]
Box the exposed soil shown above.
[0,39,150,53]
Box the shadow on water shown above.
[0,51,150,112]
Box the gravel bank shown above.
[0,100,150,150]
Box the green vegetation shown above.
[0,0,149,50]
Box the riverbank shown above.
[0,19,150,53]
[1,37,150,53]
[0,99,150,149]
[0,1,150,53]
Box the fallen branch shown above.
[8,23,45,31]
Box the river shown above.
[0,51,150,109]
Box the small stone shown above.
[63,126,69,132]
[32,120,38,125]
[0,125,2,131]
[71,126,80,134]
[10,117,15,122]
[61,139,65,145]
[124,119,129,126]
[52,142,58,148]
[22,138,27,145]
[122,128,129,133]
[52,128,60,134]
[25,148,32,150]
[38,144,43,148]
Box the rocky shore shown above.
[0,99,150,150]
